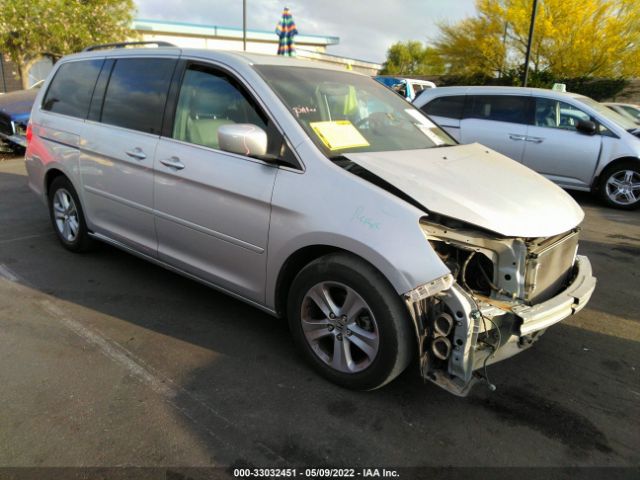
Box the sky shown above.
[134,0,478,63]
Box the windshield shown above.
[575,95,638,131]
[255,66,455,156]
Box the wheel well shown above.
[44,169,67,197]
[274,245,344,318]
[592,157,640,191]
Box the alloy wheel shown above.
[606,169,640,206]
[53,188,80,242]
[300,281,379,373]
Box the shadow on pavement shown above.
[1,167,639,467]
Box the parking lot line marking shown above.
[41,299,176,397]
[0,233,50,245]
[0,261,287,463]
[38,298,287,464]
[0,264,20,282]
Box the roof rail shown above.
[82,41,177,52]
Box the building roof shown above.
[132,18,340,47]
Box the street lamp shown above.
[522,0,538,87]
[243,0,247,51]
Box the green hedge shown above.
[437,69,629,101]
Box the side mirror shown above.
[218,124,268,158]
[576,119,597,135]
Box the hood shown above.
[0,88,38,118]
[344,143,584,238]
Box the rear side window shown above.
[101,58,176,134]
[422,96,465,119]
[42,60,103,118]
[468,95,531,124]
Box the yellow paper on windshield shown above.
[310,120,370,150]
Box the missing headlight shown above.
[429,240,495,297]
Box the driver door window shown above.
[534,98,590,131]
[172,66,269,151]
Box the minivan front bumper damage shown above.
[404,255,596,396]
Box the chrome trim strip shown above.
[154,209,264,254]
[84,185,154,214]
[85,186,263,253]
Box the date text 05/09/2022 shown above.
[232,468,400,478]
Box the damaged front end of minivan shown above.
[404,219,596,396]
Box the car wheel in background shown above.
[598,161,640,210]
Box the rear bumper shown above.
[0,131,27,148]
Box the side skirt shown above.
[89,232,278,318]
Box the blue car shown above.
[0,81,43,149]
[374,76,436,102]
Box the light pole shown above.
[522,0,538,87]
[243,0,247,51]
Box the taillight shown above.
[26,122,33,145]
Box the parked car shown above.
[0,81,44,149]
[414,86,640,209]
[25,44,595,395]
[603,102,640,125]
[374,76,436,102]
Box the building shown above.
[131,19,381,76]
[1,18,381,93]
[0,56,53,93]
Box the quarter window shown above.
[469,95,530,124]
[42,60,103,118]
[422,96,465,119]
[534,98,591,131]
[172,66,270,152]
[101,58,176,134]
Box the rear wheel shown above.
[598,162,640,210]
[48,176,94,252]
[287,253,414,390]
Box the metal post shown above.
[242,0,247,51]
[0,55,6,93]
[522,0,538,87]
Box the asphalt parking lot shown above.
[0,155,638,470]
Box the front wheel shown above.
[287,253,414,390]
[598,162,640,210]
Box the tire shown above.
[48,176,94,252]
[597,161,640,210]
[287,252,415,390]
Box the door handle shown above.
[125,148,147,160]
[509,134,526,141]
[160,157,185,170]
[525,137,544,143]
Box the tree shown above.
[380,40,445,76]
[432,0,640,79]
[0,0,135,89]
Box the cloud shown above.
[135,0,477,63]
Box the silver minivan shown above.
[415,86,640,209]
[25,44,596,395]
